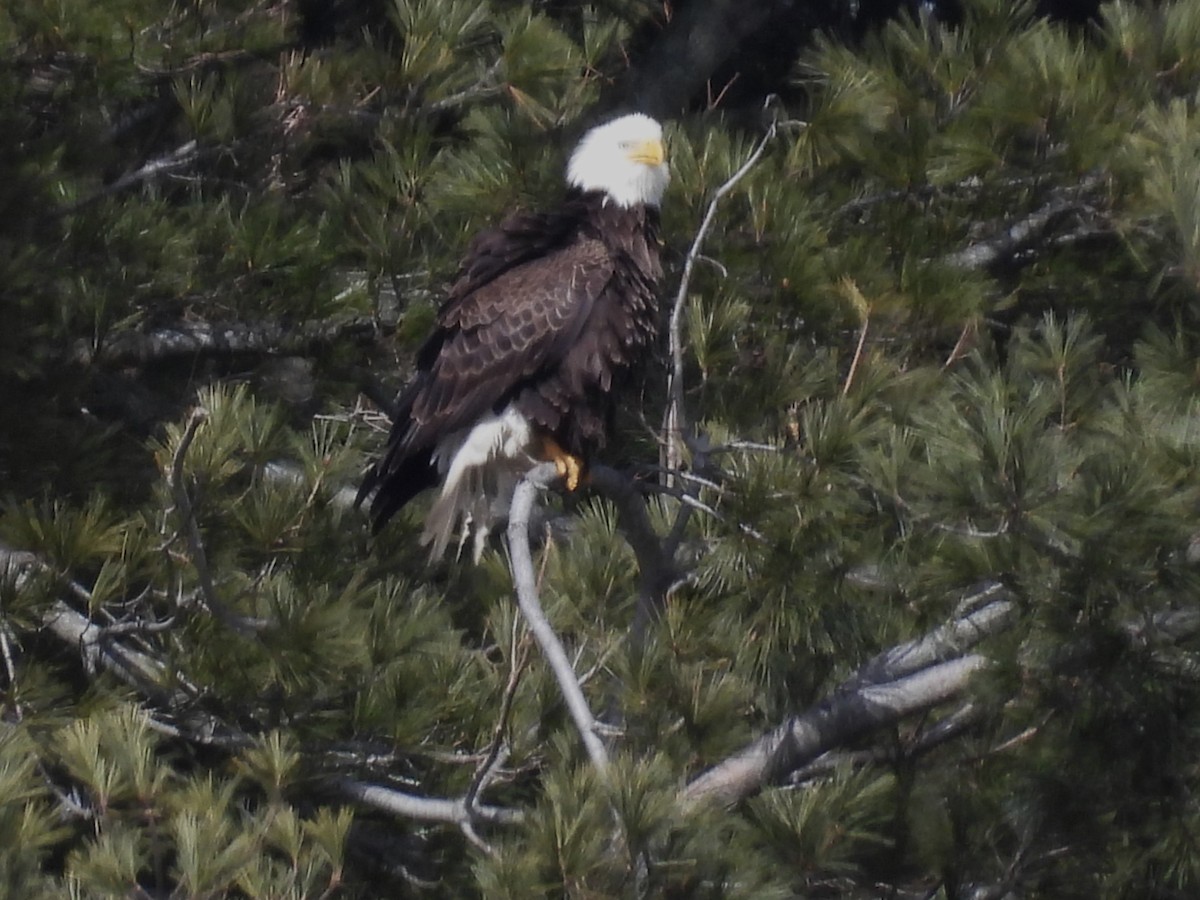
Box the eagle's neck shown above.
[569,189,661,276]
[567,186,658,213]
[568,187,657,232]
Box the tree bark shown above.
[681,586,1016,808]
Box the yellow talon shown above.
[558,453,582,492]
[540,436,584,491]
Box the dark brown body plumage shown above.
[360,189,662,533]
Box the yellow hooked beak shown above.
[627,138,665,167]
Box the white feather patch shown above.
[422,406,535,561]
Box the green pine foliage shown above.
[4,0,1200,895]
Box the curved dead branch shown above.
[508,465,612,777]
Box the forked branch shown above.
[664,117,778,480]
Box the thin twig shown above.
[577,639,623,688]
[425,58,505,112]
[461,619,531,855]
[638,479,766,542]
[635,465,726,493]
[664,118,778,482]
[508,466,611,777]
[983,711,1055,757]
[842,315,869,396]
[943,317,977,368]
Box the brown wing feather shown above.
[514,204,662,449]
[437,206,586,328]
[400,238,615,453]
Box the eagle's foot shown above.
[557,453,583,492]
[539,436,584,491]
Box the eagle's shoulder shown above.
[447,196,594,303]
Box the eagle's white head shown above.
[566,113,670,209]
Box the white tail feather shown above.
[420,407,534,561]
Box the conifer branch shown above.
[1,544,162,690]
[942,173,1107,271]
[508,465,612,777]
[3,544,529,831]
[1126,607,1200,645]
[46,599,161,691]
[425,58,506,112]
[842,582,1014,690]
[0,544,251,751]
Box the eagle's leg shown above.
[537,435,584,491]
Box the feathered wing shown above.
[407,240,615,449]
[359,212,615,533]
[514,204,662,450]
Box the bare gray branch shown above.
[508,465,612,776]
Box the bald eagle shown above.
[359,113,670,559]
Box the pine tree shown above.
[3,0,1200,896]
